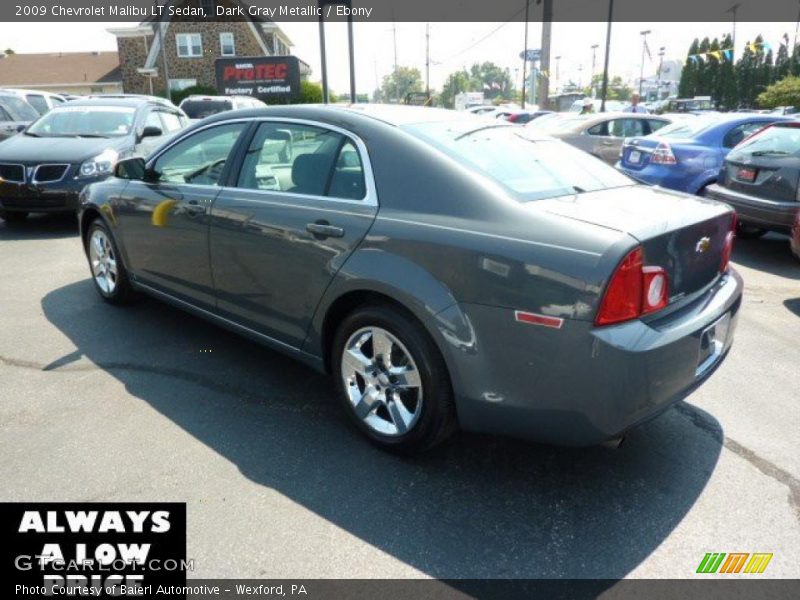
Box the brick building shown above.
[108,0,306,96]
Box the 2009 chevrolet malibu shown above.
[78,105,742,453]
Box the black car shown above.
[0,97,188,222]
[78,105,740,453]
[706,121,800,239]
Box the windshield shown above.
[0,95,40,121]
[404,121,635,201]
[180,99,233,119]
[728,124,800,158]
[27,105,136,137]
[655,114,723,139]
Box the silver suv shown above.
[0,92,40,141]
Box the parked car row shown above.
[0,92,265,222]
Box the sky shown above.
[1,21,798,95]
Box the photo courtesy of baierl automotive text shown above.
[0,0,798,599]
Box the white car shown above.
[0,88,67,115]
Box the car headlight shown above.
[78,149,119,178]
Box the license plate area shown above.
[696,312,731,377]
[628,150,642,164]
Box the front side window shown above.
[153,123,247,186]
[27,105,136,137]
[237,123,366,200]
[220,32,235,56]
[723,122,767,149]
[176,33,203,58]
[159,111,183,133]
[727,124,800,159]
[405,122,634,201]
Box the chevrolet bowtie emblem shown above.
[695,236,712,254]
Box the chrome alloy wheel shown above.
[88,229,118,295]
[341,326,423,436]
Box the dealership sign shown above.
[215,56,301,100]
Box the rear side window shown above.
[0,96,38,121]
[25,94,49,115]
[236,123,366,200]
[405,122,634,201]
[0,104,12,121]
[587,122,608,136]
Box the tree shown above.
[380,66,423,103]
[757,75,800,108]
[679,38,701,98]
[584,74,631,101]
[468,62,513,101]
[439,69,473,109]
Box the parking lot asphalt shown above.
[1,214,798,580]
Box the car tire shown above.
[736,222,768,239]
[332,304,457,454]
[85,218,137,305]
[0,210,28,223]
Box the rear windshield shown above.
[180,99,233,119]
[727,124,800,159]
[404,122,634,201]
[655,114,723,139]
[0,95,39,121]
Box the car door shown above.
[595,118,646,163]
[115,122,249,308]
[210,119,378,347]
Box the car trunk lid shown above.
[531,185,734,301]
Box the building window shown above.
[220,32,235,56]
[169,78,197,91]
[176,33,203,58]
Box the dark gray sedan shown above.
[78,105,742,453]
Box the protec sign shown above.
[215,56,301,100]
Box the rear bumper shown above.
[705,183,799,233]
[616,163,696,193]
[0,175,103,213]
[439,269,743,446]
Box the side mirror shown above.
[16,124,26,133]
[140,125,163,139]
[114,157,148,180]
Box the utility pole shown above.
[555,56,561,82]
[537,0,552,110]
[521,0,530,109]
[657,46,665,100]
[154,0,170,99]
[728,3,740,62]
[639,29,651,97]
[425,23,430,101]
[794,0,800,53]
[591,44,599,94]
[600,0,614,113]
[347,14,356,103]
[318,11,329,103]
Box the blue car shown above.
[617,113,791,195]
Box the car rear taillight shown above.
[507,114,520,123]
[595,246,670,326]
[720,213,737,273]
[651,142,677,165]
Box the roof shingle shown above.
[0,51,121,87]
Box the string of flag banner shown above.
[686,41,773,64]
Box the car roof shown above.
[0,88,63,97]
[60,97,167,109]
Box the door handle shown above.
[306,221,345,238]
[185,199,206,216]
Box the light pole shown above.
[639,29,651,97]
[657,46,665,100]
[521,0,530,109]
[555,55,561,83]
[728,3,741,62]
[600,0,614,113]
[590,44,599,94]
